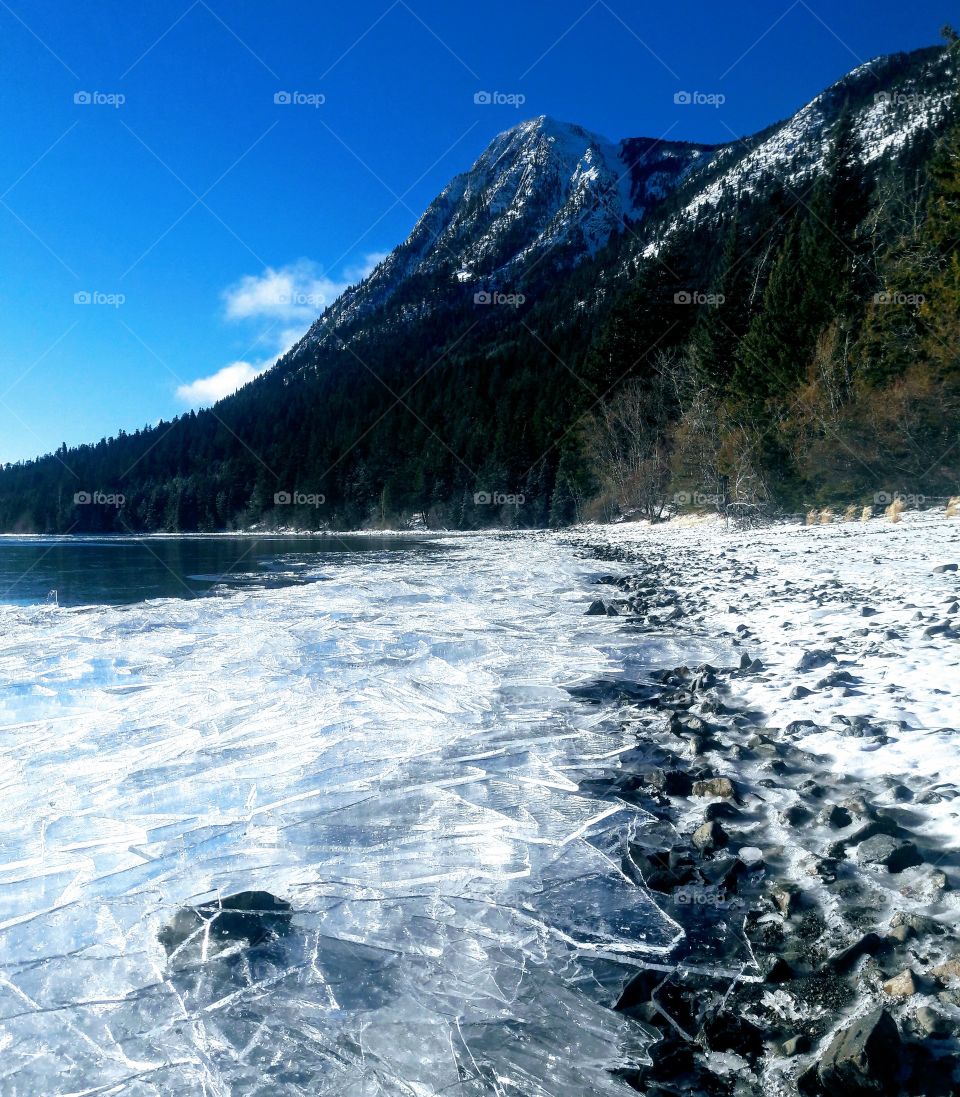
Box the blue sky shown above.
[0,0,954,463]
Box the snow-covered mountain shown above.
[641,46,956,255]
[309,117,713,341]
[294,46,953,355]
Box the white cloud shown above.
[176,253,388,408]
[176,361,264,405]
[222,254,388,324]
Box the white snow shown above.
[569,510,960,849]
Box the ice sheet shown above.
[0,538,675,1095]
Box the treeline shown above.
[0,44,957,532]
[577,61,960,523]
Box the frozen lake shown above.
[0,534,439,607]
[0,533,681,1095]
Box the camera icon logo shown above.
[674,291,692,305]
[274,491,292,504]
[274,91,292,105]
[474,91,492,105]
[74,291,91,305]
[874,491,893,505]
[674,91,692,105]
[73,91,92,105]
[474,291,492,305]
[73,491,91,504]
[473,491,492,504]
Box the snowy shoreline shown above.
[565,509,960,1094]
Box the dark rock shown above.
[816,1008,901,1095]
[764,957,795,983]
[800,780,828,799]
[932,563,958,573]
[645,768,694,797]
[822,804,854,829]
[701,1011,766,1059]
[692,820,727,852]
[887,783,914,802]
[856,835,923,873]
[585,599,610,616]
[886,924,913,945]
[828,933,889,973]
[791,684,815,699]
[787,719,822,736]
[781,804,814,826]
[860,607,879,618]
[915,1006,951,1037]
[924,620,952,637]
[817,670,858,689]
[704,800,741,821]
[798,649,836,672]
[782,1033,811,1056]
[890,910,945,936]
[696,852,745,889]
[159,890,293,958]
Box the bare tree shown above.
[583,376,673,520]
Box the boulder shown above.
[931,959,960,986]
[797,649,836,672]
[816,1008,901,1095]
[691,776,736,799]
[882,968,919,998]
[159,890,293,959]
[822,804,854,829]
[915,1006,951,1038]
[692,820,727,852]
[855,835,923,873]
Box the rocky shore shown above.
[566,512,960,1096]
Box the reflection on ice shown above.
[0,538,680,1094]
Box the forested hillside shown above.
[0,42,957,532]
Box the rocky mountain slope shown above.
[0,44,956,533]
